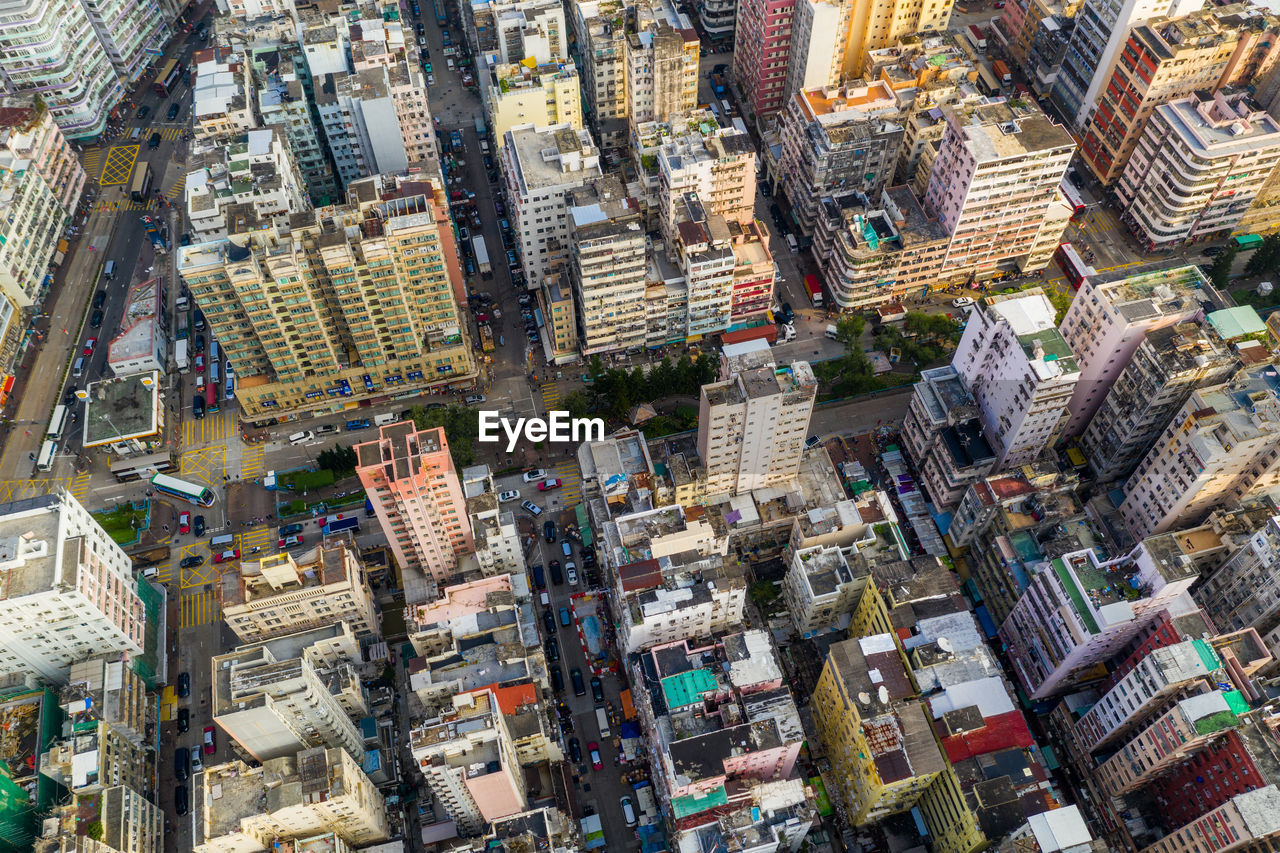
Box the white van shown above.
[785,233,799,253]
[825,325,839,340]
[539,590,550,607]
[596,706,611,739]
[374,413,399,427]
[288,430,314,445]
[103,260,116,280]
[72,358,85,378]
[620,796,637,827]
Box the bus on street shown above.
[1060,179,1087,220]
[130,163,152,203]
[46,405,69,441]
[35,440,56,473]
[154,59,185,97]
[150,473,215,506]
[111,451,175,482]
[1056,242,1096,289]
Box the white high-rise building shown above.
[697,340,818,496]
[952,289,1080,468]
[0,492,148,682]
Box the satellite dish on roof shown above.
[878,686,890,705]
[937,637,953,653]
[858,692,871,706]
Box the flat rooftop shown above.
[82,371,163,447]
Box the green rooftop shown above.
[1052,557,1098,635]
[1017,329,1080,374]
[1225,690,1250,716]
[1208,306,1265,341]
[1193,709,1238,736]
[672,784,727,819]
[660,669,718,710]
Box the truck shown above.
[531,563,546,589]
[175,339,190,372]
[966,24,987,50]
[450,129,464,152]
[471,235,491,275]
[141,215,168,253]
[805,274,824,308]
[321,516,360,536]
[992,59,1012,86]
[596,707,611,739]
[480,325,495,352]
[710,72,727,96]
[128,545,171,568]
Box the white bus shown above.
[35,440,56,472]
[110,451,174,482]
[46,405,69,441]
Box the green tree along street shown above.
[409,404,480,468]
[315,445,358,479]
[1206,246,1237,290]
[577,354,719,423]
[1245,233,1280,278]
[816,311,961,399]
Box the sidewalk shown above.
[0,197,121,480]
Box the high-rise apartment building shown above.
[355,422,474,583]
[185,127,310,243]
[922,101,1075,276]
[784,0,851,97]
[0,492,147,682]
[1080,319,1240,482]
[0,0,170,140]
[1000,544,1199,700]
[1198,516,1280,648]
[732,0,797,121]
[1120,363,1280,539]
[624,9,699,125]
[220,541,379,644]
[778,83,905,237]
[671,196,737,338]
[1078,9,1279,186]
[952,290,1080,469]
[466,0,567,64]
[656,125,756,241]
[570,0,628,148]
[567,178,647,355]
[697,340,817,496]
[1050,0,1201,127]
[1118,92,1280,251]
[901,366,996,508]
[1057,264,1206,440]
[178,176,474,421]
[198,748,389,852]
[212,623,368,763]
[486,61,583,148]
[256,51,340,204]
[0,97,87,370]
[503,123,603,288]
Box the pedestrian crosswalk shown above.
[157,126,185,140]
[69,472,91,503]
[551,460,581,504]
[240,526,274,553]
[240,445,264,480]
[179,590,218,629]
[541,382,563,411]
[165,175,185,200]
[82,147,104,178]
[0,477,76,503]
[93,199,156,212]
[182,411,236,446]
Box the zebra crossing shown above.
[165,175,185,200]
[93,200,156,212]
[551,461,582,504]
[179,590,218,629]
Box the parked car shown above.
[177,672,190,697]
[521,499,543,516]
[543,610,555,636]
[544,520,557,542]
[280,523,304,536]
[213,549,240,563]
[588,741,603,770]
[590,675,603,702]
[345,418,372,431]
[952,297,975,308]
[195,354,205,372]
[1203,245,1226,257]
[177,707,189,732]
[538,478,561,491]
[203,726,216,754]
[192,395,204,418]
[570,667,585,695]
[524,468,548,482]
[194,515,205,536]
[567,566,578,586]
[90,309,103,328]
[549,560,563,585]
[559,607,572,627]
[550,665,563,691]
[568,737,581,763]
[465,394,486,404]
[175,786,189,815]
[546,636,559,662]
[190,746,203,773]
[82,338,96,356]
[498,489,520,502]
[277,534,304,548]
[178,512,191,534]
[180,555,204,568]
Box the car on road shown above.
[179,512,191,534]
[345,418,372,431]
[559,606,572,627]
[195,354,205,372]
[135,105,150,120]
[567,566,578,586]
[90,309,103,328]
[570,667,585,695]
[192,395,205,418]
[93,291,107,309]
[544,520,557,542]
[63,387,77,405]
[588,741,602,770]
[498,489,520,503]
[190,746,203,773]
[465,394,486,404]
[549,560,563,585]
[590,675,604,702]
[568,737,581,763]
[620,795,637,827]
[175,786,189,815]
[1203,245,1226,257]
[278,534,304,548]
[203,726,216,754]
[177,707,189,732]
[148,131,161,149]
[423,61,433,72]
[280,522,304,536]
[213,549,240,564]
[538,478,562,491]
[521,499,543,516]
[194,334,205,351]
[180,555,204,568]
[82,338,96,356]
[524,468,548,482]
[1068,171,1085,188]
[550,665,563,691]
[427,74,435,86]
[543,609,555,635]
[177,672,190,697]
[952,297,975,308]
[494,199,505,215]
[546,636,560,662]
[805,435,821,449]
[167,103,181,121]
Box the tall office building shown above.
[1120,364,1280,539]
[697,340,817,496]
[0,492,147,682]
[0,0,169,140]
[952,290,1080,469]
[1050,0,1201,127]
[356,423,474,583]
[1057,264,1206,441]
[567,179,648,355]
[178,175,475,422]
[784,0,851,97]
[1118,92,1280,251]
[922,100,1075,276]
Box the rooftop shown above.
[81,372,163,447]
[107,278,163,368]
[507,124,602,195]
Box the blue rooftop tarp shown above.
[975,604,999,639]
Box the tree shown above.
[86,822,104,842]
[316,444,357,478]
[562,390,593,420]
[835,315,866,347]
[903,311,960,342]
[409,405,479,467]
[1245,234,1280,278]
[1207,246,1237,289]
